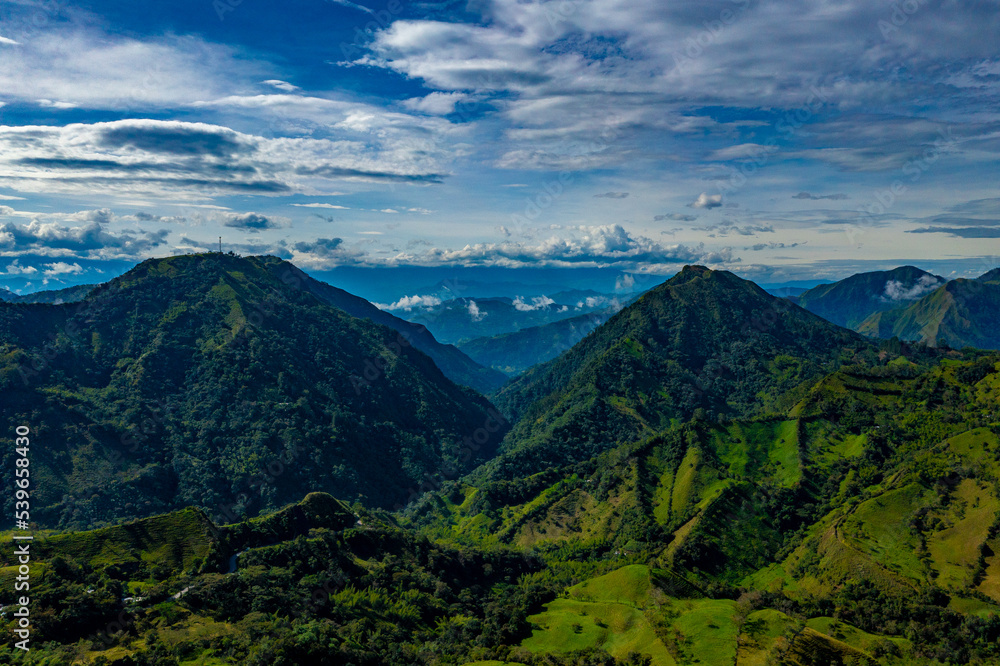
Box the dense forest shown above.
[1,257,999,665]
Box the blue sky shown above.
[0,0,998,294]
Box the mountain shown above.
[795,266,945,329]
[388,295,615,344]
[9,283,96,304]
[457,308,616,375]
[0,253,508,527]
[0,287,12,302]
[488,265,872,476]
[0,492,541,665]
[4,260,1000,666]
[404,347,1000,665]
[766,285,812,298]
[270,261,506,394]
[859,277,1000,349]
[978,267,1000,283]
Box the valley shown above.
[1,256,999,664]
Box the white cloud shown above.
[353,0,1000,175]
[690,193,723,209]
[0,36,20,47]
[36,99,77,109]
[402,92,469,115]
[467,300,486,321]
[407,224,735,268]
[292,203,350,210]
[615,273,635,291]
[325,0,376,15]
[4,259,37,275]
[882,274,944,301]
[262,79,299,92]
[44,261,83,276]
[0,30,259,109]
[0,119,451,198]
[378,294,443,311]
[512,295,554,311]
[0,211,169,260]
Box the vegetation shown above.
[3,260,1000,664]
[0,254,507,526]
[794,266,943,329]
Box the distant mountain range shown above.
[0,283,96,304]
[795,265,1000,350]
[793,266,945,329]
[384,293,623,345]
[457,308,617,375]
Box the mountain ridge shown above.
[0,253,508,527]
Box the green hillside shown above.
[402,350,1000,665]
[5,261,1000,665]
[270,260,506,394]
[10,284,97,305]
[0,254,508,527]
[795,266,943,329]
[487,266,870,479]
[872,278,1000,350]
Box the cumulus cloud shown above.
[467,300,486,321]
[882,274,944,301]
[689,193,723,209]
[292,237,344,257]
[0,213,168,259]
[221,212,288,231]
[406,224,734,268]
[44,262,84,276]
[402,92,469,115]
[4,259,37,275]
[615,274,636,291]
[512,295,555,311]
[378,294,443,311]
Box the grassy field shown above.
[841,483,932,584]
[927,478,999,590]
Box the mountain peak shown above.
[795,265,944,329]
[1,252,507,522]
[669,265,714,283]
[978,267,1000,283]
[491,267,868,475]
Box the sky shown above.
[0,0,998,296]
